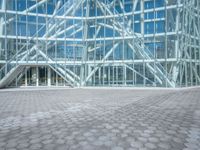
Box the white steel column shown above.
[36,67,39,86]
[172,0,181,85]
[124,65,127,85]
[48,67,51,86]
[25,67,28,86]
[81,0,90,86]
[140,0,145,86]
[0,0,5,56]
[88,64,92,84]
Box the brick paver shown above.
[0,88,199,150]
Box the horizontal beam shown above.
[0,32,179,42]
[0,4,183,21]
[0,58,178,65]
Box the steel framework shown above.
[0,0,200,88]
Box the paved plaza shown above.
[0,87,199,150]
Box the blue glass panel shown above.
[155,0,164,7]
[145,0,154,9]
[145,22,154,34]
[134,14,140,21]
[135,2,140,11]
[156,21,165,33]
[17,0,26,11]
[134,23,141,33]
[156,10,165,18]
[145,12,154,19]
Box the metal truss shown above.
[0,0,200,88]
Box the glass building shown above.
[0,0,200,88]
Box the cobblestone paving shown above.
[0,88,199,150]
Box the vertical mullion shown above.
[64,0,67,86]
[165,0,168,87]
[4,0,7,74]
[132,0,135,86]
[153,0,156,86]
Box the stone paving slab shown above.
[0,88,199,150]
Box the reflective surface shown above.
[0,0,200,88]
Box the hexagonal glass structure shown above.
[0,0,200,88]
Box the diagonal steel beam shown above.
[83,42,120,85]
[38,49,80,86]
[96,0,175,87]
[125,64,155,85]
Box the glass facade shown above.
[0,0,200,88]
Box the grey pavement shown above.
[0,88,199,150]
